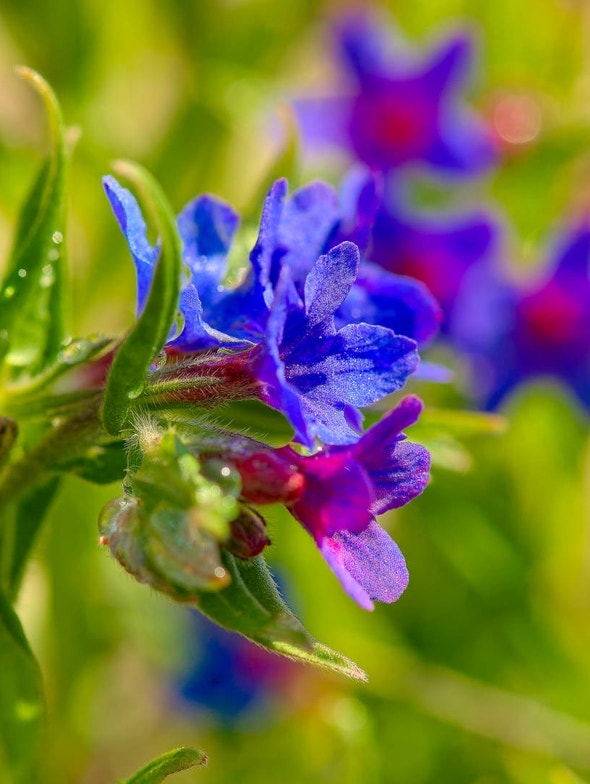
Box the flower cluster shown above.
[292,8,590,411]
[101,169,433,611]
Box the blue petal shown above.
[304,242,360,328]
[177,194,239,304]
[103,176,159,314]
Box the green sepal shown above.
[99,432,241,595]
[0,68,68,376]
[0,588,45,783]
[119,747,207,784]
[195,553,368,681]
[204,399,294,446]
[101,161,182,435]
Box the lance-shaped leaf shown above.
[0,589,44,783]
[119,747,207,784]
[195,553,368,681]
[102,162,182,435]
[0,68,67,375]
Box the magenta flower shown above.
[230,395,430,610]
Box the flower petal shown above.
[319,520,409,610]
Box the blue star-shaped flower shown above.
[248,241,419,447]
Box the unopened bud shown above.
[226,506,271,559]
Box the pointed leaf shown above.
[120,747,207,784]
[0,589,44,783]
[195,553,368,681]
[0,68,67,374]
[102,162,182,435]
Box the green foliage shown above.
[0,588,44,783]
[101,162,182,435]
[120,747,207,783]
[0,68,67,378]
[196,552,368,681]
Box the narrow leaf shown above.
[102,161,182,435]
[5,478,61,600]
[0,68,67,373]
[120,747,207,784]
[0,589,44,783]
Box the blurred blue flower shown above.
[368,187,500,330]
[295,9,497,178]
[173,609,295,725]
[451,221,590,409]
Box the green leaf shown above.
[413,408,507,438]
[102,161,182,435]
[0,588,44,783]
[2,478,61,601]
[120,747,207,784]
[0,68,68,375]
[195,553,368,681]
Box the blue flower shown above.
[103,175,251,352]
[295,9,497,177]
[451,221,590,409]
[248,242,419,447]
[173,609,294,725]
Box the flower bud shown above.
[233,451,304,505]
[226,505,271,560]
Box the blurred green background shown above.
[3,0,590,782]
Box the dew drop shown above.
[47,249,59,262]
[214,566,226,579]
[3,287,15,299]
[220,466,231,477]
[17,269,26,278]
[40,264,55,288]
[128,384,145,400]
[52,230,63,244]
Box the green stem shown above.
[0,391,105,514]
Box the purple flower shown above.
[248,242,419,447]
[296,10,497,177]
[451,221,590,409]
[369,192,499,329]
[233,395,430,610]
